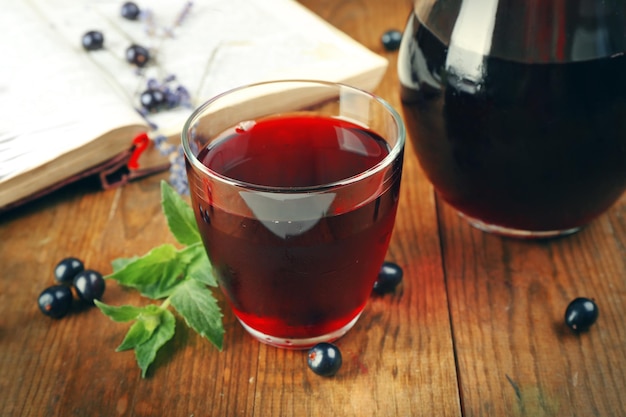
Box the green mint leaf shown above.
[179,243,217,287]
[95,300,145,322]
[100,181,224,377]
[135,308,176,378]
[170,279,224,350]
[106,244,186,299]
[111,257,138,273]
[161,180,201,246]
[117,320,153,351]
[116,305,164,351]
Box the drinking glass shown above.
[398,1,626,238]
[182,80,405,349]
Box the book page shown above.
[26,0,388,136]
[0,0,147,183]
[1,0,387,208]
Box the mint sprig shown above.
[95,181,223,378]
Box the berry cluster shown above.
[81,2,192,67]
[82,29,150,68]
[37,257,105,319]
[139,76,191,114]
[80,1,194,195]
[81,3,152,67]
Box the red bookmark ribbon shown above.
[128,132,150,170]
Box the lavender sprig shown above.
[164,1,194,38]
[168,145,189,195]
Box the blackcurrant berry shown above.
[307,343,342,377]
[381,29,402,51]
[126,44,150,67]
[81,30,104,51]
[373,261,403,295]
[54,257,84,284]
[121,1,141,20]
[140,88,167,112]
[565,297,599,332]
[38,285,73,318]
[73,270,106,305]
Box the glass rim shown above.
[181,79,406,193]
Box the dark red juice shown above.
[189,114,401,340]
[399,14,626,232]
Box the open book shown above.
[0,0,388,212]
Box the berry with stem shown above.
[307,343,342,377]
[38,285,73,318]
[126,44,150,67]
[73,270,106,305]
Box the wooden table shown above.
[2,1,625,416]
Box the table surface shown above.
[2,1,625,416]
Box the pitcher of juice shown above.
[399,0,626,238]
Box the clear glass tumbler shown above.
[182,80,405,348]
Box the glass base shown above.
[460,212,582,239]
[237,312,362,350]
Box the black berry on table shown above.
[381,29,402,51]
[38,285,73,318]
[126,44,150,67]
[81,30,104,51]
[373,261,403,295]
[73,270,106,304]
[307,342,342,377]
[565,297,599,332]
[54,257,85,284]
[121,1,141,20]
[140,88,167,112]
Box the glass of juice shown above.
[182,80,405,349]
[398,2,626,238]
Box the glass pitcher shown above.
[398,0,626,238]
